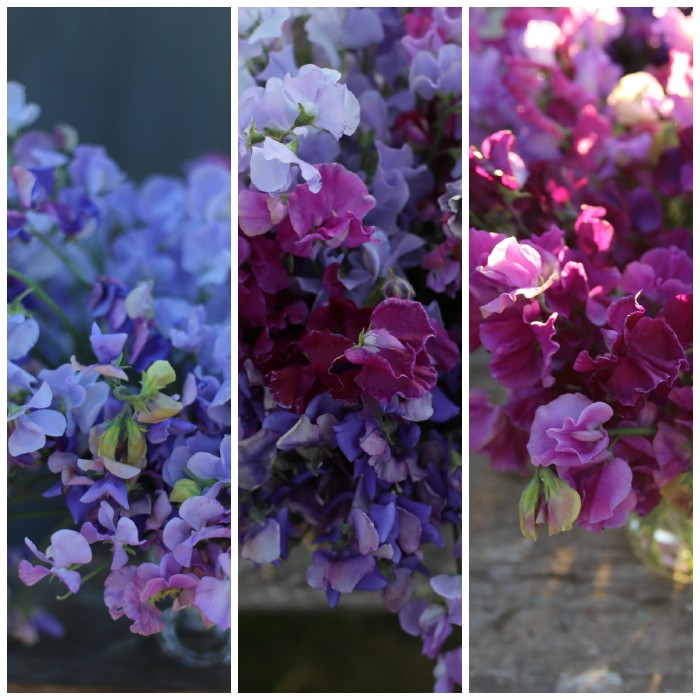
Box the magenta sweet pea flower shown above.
[564,458,637,533]
[278,162,377,257]
[527,393,614,469]
[341,298,438,402]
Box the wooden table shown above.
[469,453,692,692]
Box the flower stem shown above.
[8,268,82,343]
[608,427,656,437]
[31,230,92,287]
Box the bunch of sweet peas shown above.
[7,82,231,639]
[469,8,692,538]
[238,8,461,692]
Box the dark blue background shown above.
[8,7,231,180]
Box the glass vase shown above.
[158,606,231,668]
[626,500,692,584]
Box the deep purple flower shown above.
[479,301,559,388]
[574,295,687,406]
[342,298,438,402]
[306,550,376,607]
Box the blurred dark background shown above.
[8,7,231,180]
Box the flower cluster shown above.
[469,8,692,538]
[239,8,461,691]
[7,83,231,636]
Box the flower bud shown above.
[141,360,176,397]
[170,478,201,503]
[134,392,183,424]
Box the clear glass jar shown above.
[158,606,231,668]
[626,500,692,584]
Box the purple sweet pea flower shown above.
[68,145,124,198]
[527,393,614,470]
[240,518,281,564]
[399,599,453,660]
[306,550,376,607]
[162,496,230,567]
[39,363,109,437]
[8,313,39,390]
[80,502,145,570]
[195,551,231,629]
[409,45,462,99]
[8,382,67,457]
[89,322,128,365]
[18,530,92,594]
[430,574,461,626]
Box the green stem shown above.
[608,427,656,437]
[8,268,82,343]
[31,230,92,287]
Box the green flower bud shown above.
[519,474,542,541]
[98,419,122,460]
[125,417,147,466]
[170,478,201,503]
[141,360,177,397]
[134,392,183,424]
[538,468,581,536]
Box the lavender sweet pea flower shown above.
[240,518,280,564]
[249,138,321,194]
[195,551,231,629]
[8,82,40,137]
[8,382,67,457]
[162,496,230,567]
[80,502,145,570]
[409,45,462,99]
[39,363,109,437]
[68,145,124,197]
[527,393,614,470]
[8,313,39,390]
[430,574,461,626]
[89,322,127,364]
[18,530,92,594]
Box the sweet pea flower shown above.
[341,298,438,402]
[19,530,92,594]
[278,163,376,257]
[8,382,67,457]
[527,393,614,470]
[306,550,377,607]
[195,551,231,629]
[8,82,40,137]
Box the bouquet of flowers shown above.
[469,9,692,546]
[7,82,231,640]
[238,8,462,692]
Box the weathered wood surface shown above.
[469,453,692,693]
[469,350,692,693]
[8,574,231,693]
